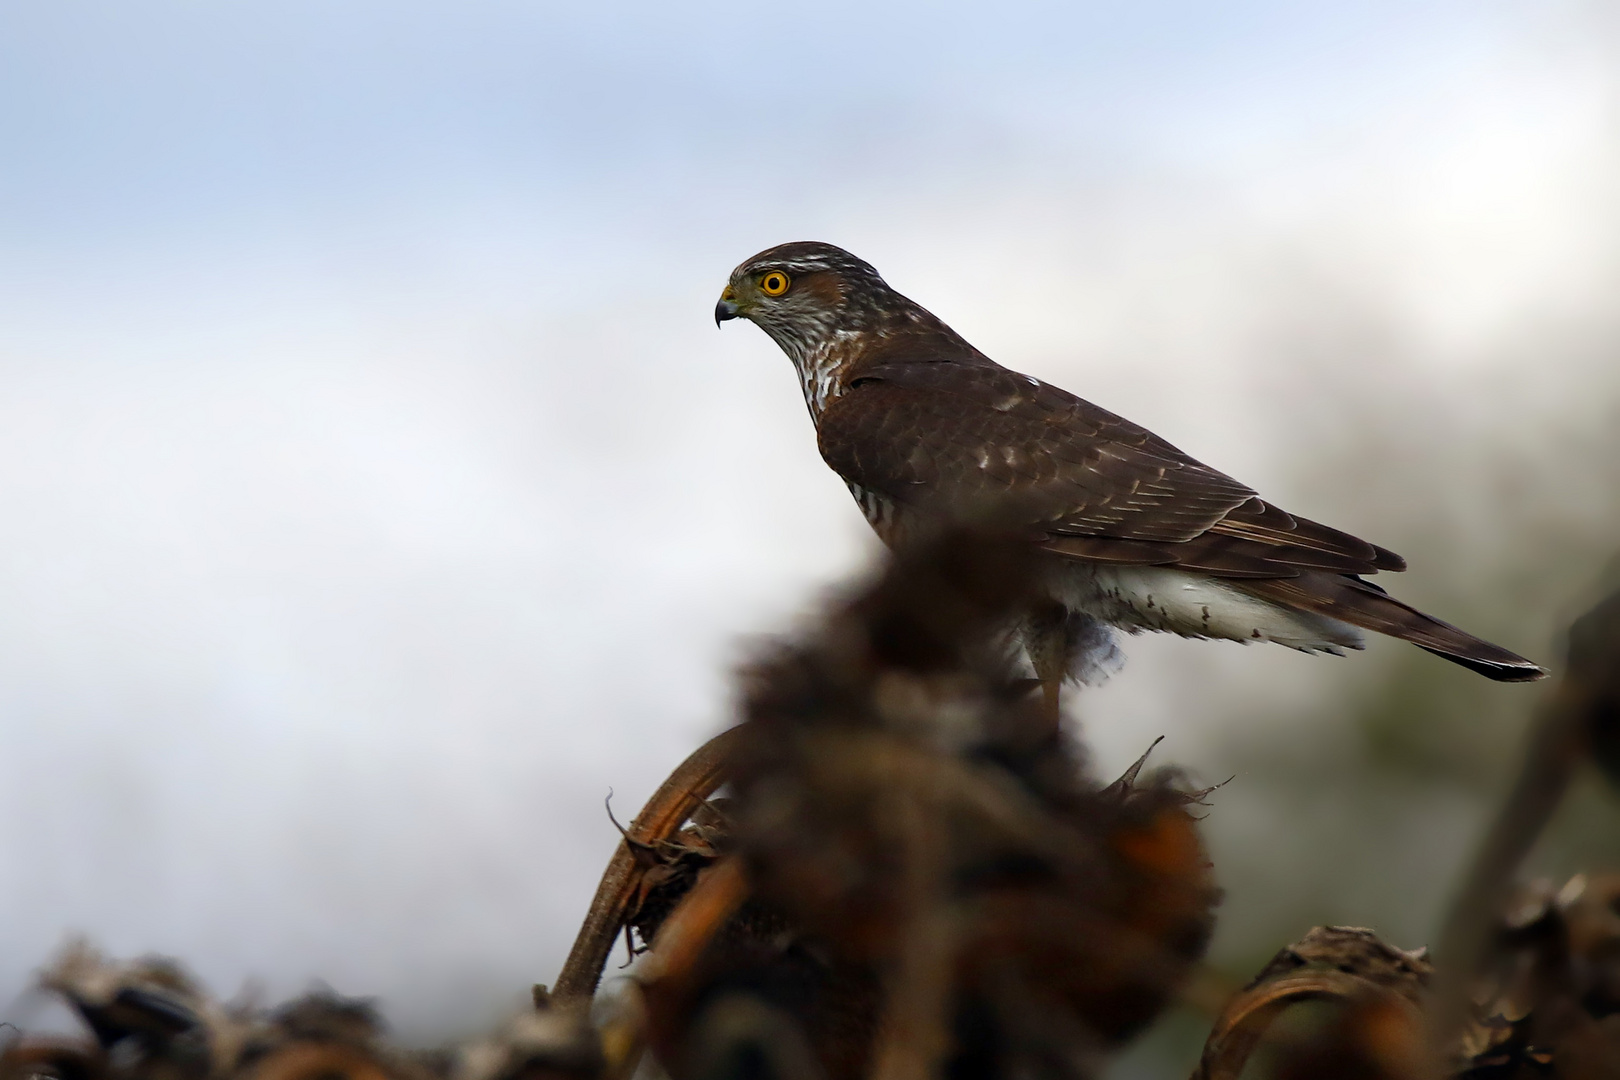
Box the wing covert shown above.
[816,363,1403,578]
[817,363,1254,542]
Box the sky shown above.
[2,0,1618,1045]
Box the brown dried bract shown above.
[635,528,1221,1080]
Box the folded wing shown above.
[816,362,1404,579]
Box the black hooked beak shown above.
[714,291,739,327]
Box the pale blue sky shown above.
[0,2,1541,242]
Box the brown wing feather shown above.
[816,362,1405,579]
[1213,498,1406,572]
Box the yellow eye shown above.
[759,271,791,296]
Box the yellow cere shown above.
[760,271,790,296]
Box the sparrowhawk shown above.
[715,241,1545,703]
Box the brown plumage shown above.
[715,241,1544,687]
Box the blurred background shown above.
[2,1,1618,1074]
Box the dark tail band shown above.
[1237,573,1547,682]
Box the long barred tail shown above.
[1237,572,1547,682]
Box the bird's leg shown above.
[1022,602,1072,730]
[1036,678,1063,731]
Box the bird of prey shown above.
[715,241,1545,704]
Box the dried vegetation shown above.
[5,532,1620,1080]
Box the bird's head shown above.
[715,241,892,361]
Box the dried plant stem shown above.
[553,727,742,1002]
[868,777,959,1080]
[1191,970,1422,1080]
[1429,675,1596,1044]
